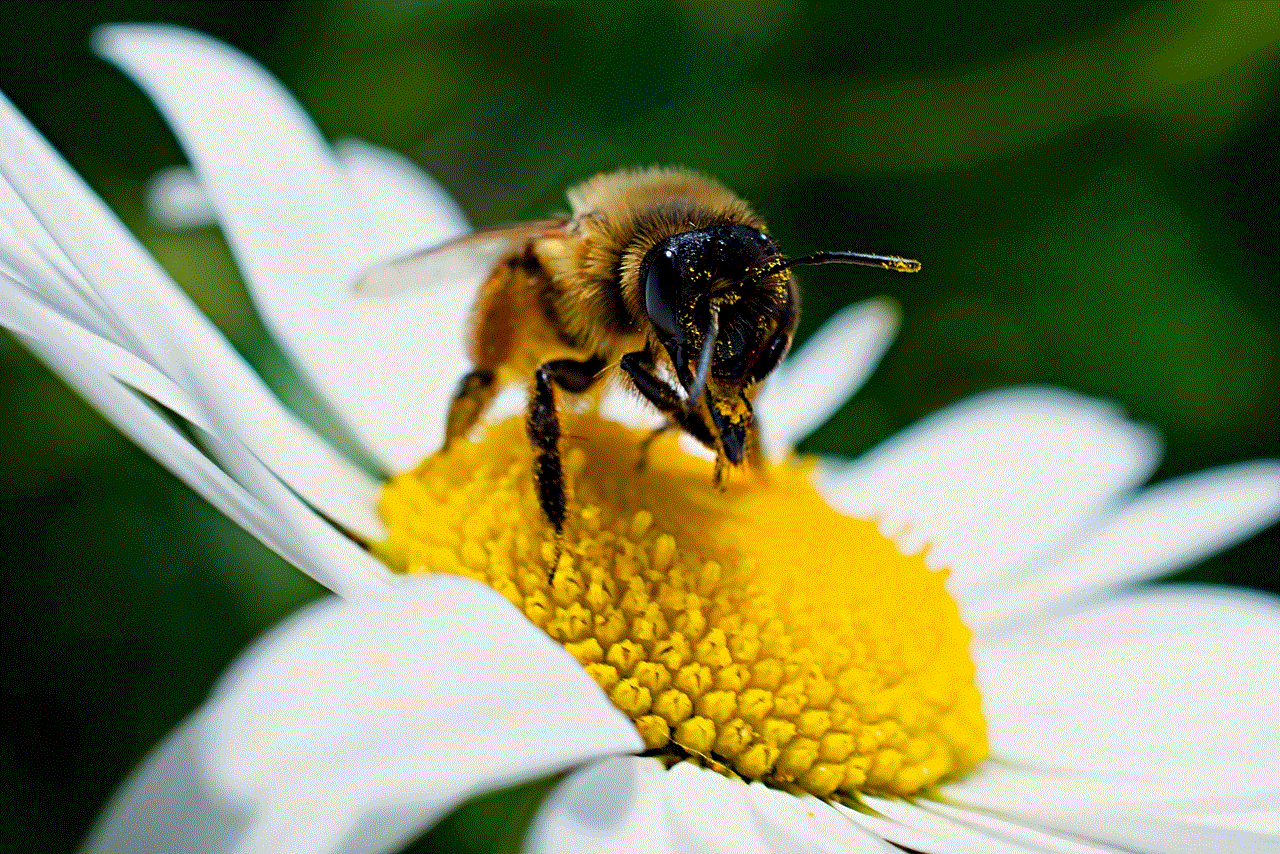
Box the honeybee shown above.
[361,167,918,539]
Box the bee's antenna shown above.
[780,251,921,274]
[687,300,720,407]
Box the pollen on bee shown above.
[378,411,987,800]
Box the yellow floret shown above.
[379,413,987,798]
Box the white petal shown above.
[662,763,777,854]
[97,25,472,474]
[332,138,470,262]
[973,584,1280,791]
[524,757,677,854]
[8,328,324,580]
[915,801,1129,854]
[0,282,389,591]
[819,387,1160,595]
[599,383,667,431]
[966,462,1280,631]
[946,585,1280,853]
[169,351,397,595]
[146,164,216,229]
[1029,814,1280,854]
[0,180,122,342]
[755,297,899,458]
[1183,810,1280,836]
[746,786,897,853]
[940,764,1280,827]
[6,285,387,595]
[529,759,895,854]
[832,799,1004,854]
[76,720,252,854]
[0,90,386,541]
[863,796,1110,854]
[931,795,1280,854]
[935,770,1280,854]
[83,576,641,854]
[147,142,469,246]
[0,273,204,429]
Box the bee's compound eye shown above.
[644,246,681,337]
[746,326,790,384]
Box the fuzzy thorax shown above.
[378,413,987,798]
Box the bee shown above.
[360,167,919,541]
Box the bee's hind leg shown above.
[444,370,497,448]
[528,357,606,575]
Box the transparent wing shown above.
[355,218,571,298]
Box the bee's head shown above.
[639,224,796,464]
[640,224,920,465]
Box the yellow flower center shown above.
[378,412,987,798]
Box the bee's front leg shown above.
[620,350,718,457]
[527,356,606,542]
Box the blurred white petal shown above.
[833,800,1002,854]
[97,24,472,474]
[169,350,396,595]
[0,274,205,429]
[148,140,469,250]
[756,297,899,458]
[332,138,469,262]
[911,802,1126,854]
[973,584,1280,789]
[83,576,642,854]
[942,585,1280,853]
[599,383,666,431]
[78,721,252,854]
[942,763,1280,826]
[745,786,896,853]
[145,164,216,228]
[8,327,309,577]
[1,280,389,594]
[967,462,1280,630]
[662,763,777,854]
[525,758,677,854]
[820,387,1161,593]
[985,808,1280,854]
[530,759,896,854]
[0,89,386,542]
[1183,810,1280,836]
[863,796,1109,854]
[0,179,122,341]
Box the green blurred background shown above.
[2,2,1277,851]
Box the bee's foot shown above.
[544,533,567,584]
[713,456,729,490]
[636,424,671,471]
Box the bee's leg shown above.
[636,423,671,471]
[444,370,497,448]
[528,357,606,548]
[713,454,729,489]
[619,351,717,452]
[741,391,768,479]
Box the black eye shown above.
[746,326,790,384]
[644,245,681,337]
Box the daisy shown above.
[2,24,1278,854]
